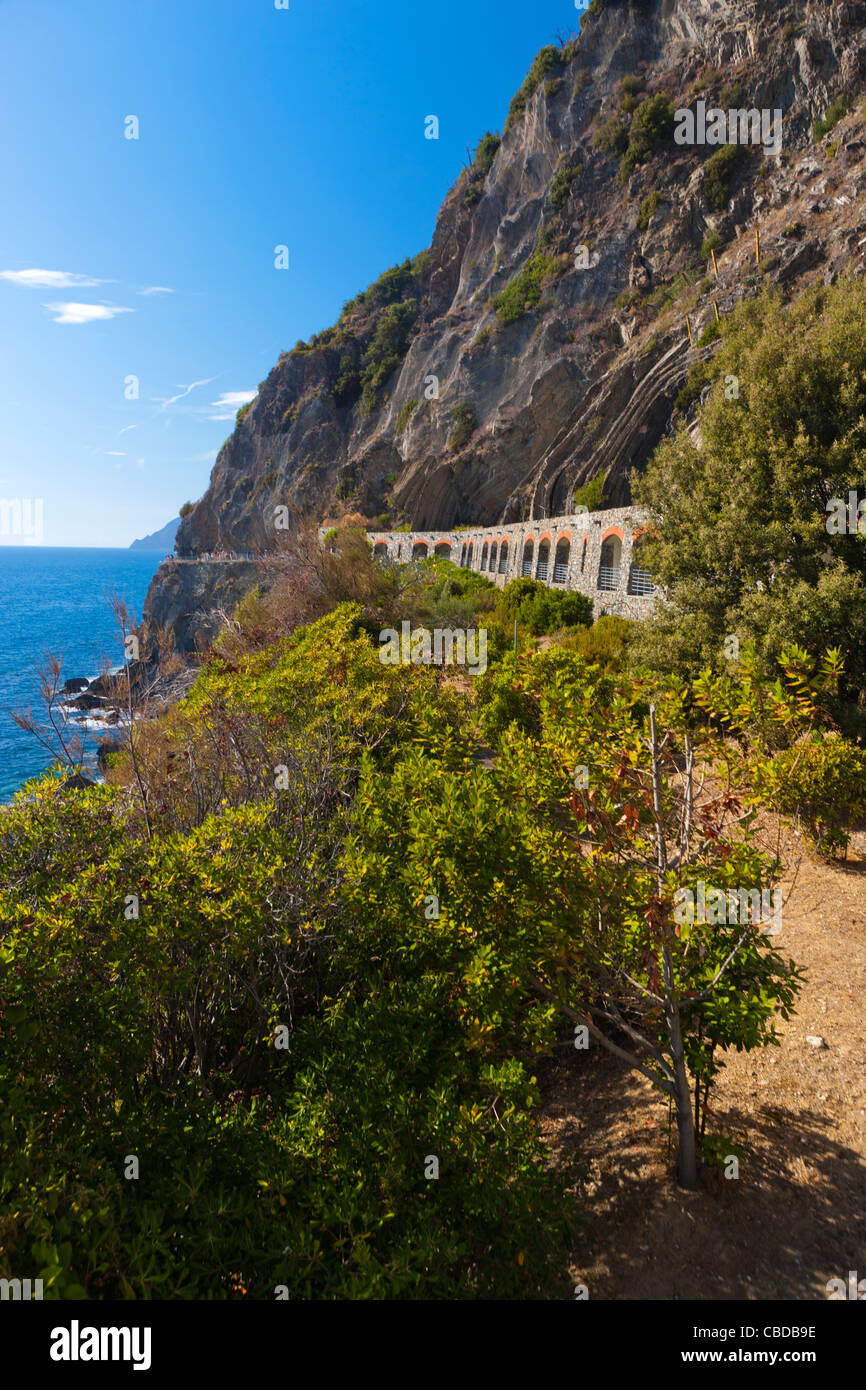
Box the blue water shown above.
[0,548,164,800]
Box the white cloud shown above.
[158,377,215,410]
[139,285,175,296]
[44,302,133,325]
[105,451,126,456]
[118,424,137,435]
[209,389,256,420]
[1,268,107,289]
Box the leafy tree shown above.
[632,276,866,711]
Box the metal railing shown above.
[627,566,654,596]
[597,566,620,591]
[536,562,549,581]
[522,557,533,576]
[553,562,568,583]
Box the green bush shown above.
[560,615,634,671]
[235,399,255,426]
[545,78,565,100]
[549,159,581,209]
[334,351,362,409]
[813,99,847,143]
[701,228,723,258]
[702,143,743,209]
[360,299,418,413]
[448,402,477,451]
[572,471,606,511]
[638,190,663,230]
[620,93,675,178]
[493,251,562,324]
[697,318,721,346]
[719,81,743,109]
[179,501,194,519]
[506,46,562,132]
[762,734,866,855]
[395,399,419,433]
[593,114,629,157]
[496,577,592,637]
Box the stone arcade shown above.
[365,505,655,622]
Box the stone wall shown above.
[364,506,655,621]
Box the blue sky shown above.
[0,0,586,547]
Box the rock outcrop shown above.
[146,0,866,650]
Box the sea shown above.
[0,548,165,801]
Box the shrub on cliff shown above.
[702,142,743,209]
[360,299,418,413]
[632,275,866,718]
[619,93,676,178]
[493,251,562,324]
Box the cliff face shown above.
[147,0,866,644]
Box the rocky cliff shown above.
[146,0,866,649]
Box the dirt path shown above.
[539,827,866,1300]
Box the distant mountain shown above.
[129,518,180,552]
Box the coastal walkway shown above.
[365,505,655,621]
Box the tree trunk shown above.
[664,958,698,1189]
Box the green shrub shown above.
[334,351,362,409]
[496,577,592,637]
[360,299,418,413]
[473,131,501,176]
[395,399,419,433]
[545,78,565,100]
[674,358,712,412]
[549,159,581,209]
[620,93,675,178]
[236,399,255,426]
[813,99,847,143]
[179,501,194,519]
[505,45,561,132]
[701,228,723,257]
[697,318,721,346]
[493,251,562,323]
[719,81,743,109]
[702,143,743,209]
[560,615,634,671]
[638,190,663,229]
[762,734,866,855]
[572,471,606,511]
[593,114,629,157]
[448,402,477,451]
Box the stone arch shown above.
[553,536,571,583]
[521,537,534,577]
[597,533,622,591]
[489,540,498,572]
[536,536,551,582]
[413,540,429,561]
[480,541,489,571]
[498,539,509,573]
[434,540,451,560]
